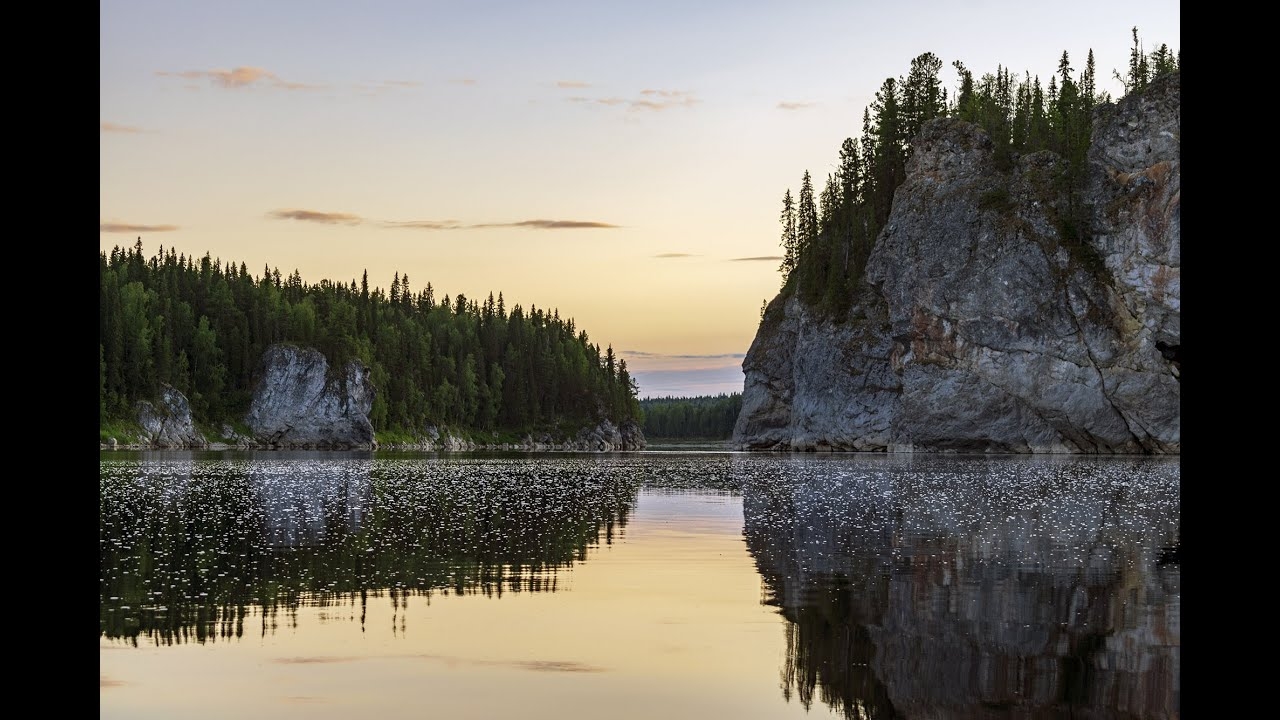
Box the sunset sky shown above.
[100,0,1179,398]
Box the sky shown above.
[100,0,1179,398]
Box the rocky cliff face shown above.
[735,73,1180,453]
[244,343,377,449]
[134,383,207,448]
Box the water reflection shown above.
[100,452,639,645]
[737,455,1180,719]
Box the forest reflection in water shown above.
[99,452,643,644]
[100,451,1178,719]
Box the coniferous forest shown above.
[772,28,1178,319]
[100,242,641,439]
[640,394,743,440]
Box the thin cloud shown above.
[101,121,150,134]
[634,89,698,110]
[630,366,746,399]
[451,77,478,85]
[654,253,696,258]
[567,88,698,111]
[556,80,591,88]
[100,222,179,233]
[157,66,323,91]
[624,351,746,360]
[567,96,627,106]
[270,213,617,230]
[776,101,816,110]
[729,255,783,261]
[356,80,422,96]
[383,220,465,230]
[269,209,363,225]
[470,219,620,230]
[384,218,619,230]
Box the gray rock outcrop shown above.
[135,383,207,448]
[573,418,647,451]
[244,344,376,449]
[734,72,1180,453]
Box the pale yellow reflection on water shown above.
[100,490,836,719]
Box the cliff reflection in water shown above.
[100,452,638,645]
[739,455,1179,720]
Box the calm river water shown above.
[99,450,1179,719]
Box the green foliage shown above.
[99,419,144,445]
[978,187,1014,213]
[99,243,642,437]
[774,30,1176,318]
[640,393,743,439]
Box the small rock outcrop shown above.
[573,418,647,451]
[244,344,376,449]
[134,383,207,448]
[734,72,1180,453]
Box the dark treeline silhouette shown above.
[774,28,1178,320]
[100,241,641,437]
[640,393,743,439]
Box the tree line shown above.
[640,393,743,439]
[100,240,641,436]
[775,28,1178,319]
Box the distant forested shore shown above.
[640,394,742,440]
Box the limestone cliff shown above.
[734,72,1179,453]
[245,343,377,449]
[134,383,207,448]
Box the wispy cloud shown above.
[387,219,620,230]
[729,255,783,261]
[451,77,478,85]
[630,366,745,399]
[634,89,699,110]
[776,101,815,110]
[383,219,465,230]
[654,252,696,258]
[269,209,363,225]
[474,219,619,229]
[101,121,150,134]
[271,211,618,230]
[157,66,323,91]
[356,79,423,96]
[556,80,591,88]
[624,351,746,360]
[567,96,627,106]
[567,88,699,111]
[100,222,179,233]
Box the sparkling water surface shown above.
[100,450,1179,719]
